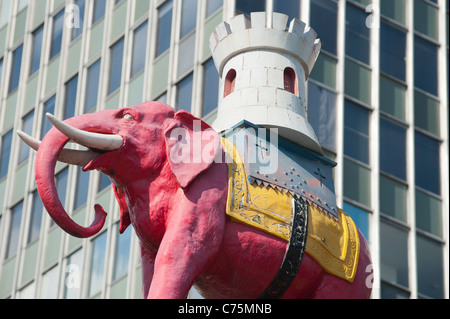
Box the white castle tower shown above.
[209,12,323,155]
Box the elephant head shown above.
[19,102,224,240]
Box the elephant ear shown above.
[164,110,221,189]
[112,184,131,233]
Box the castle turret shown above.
[209,12,323,154]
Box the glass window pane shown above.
[416,190,442,237]
[5,201,23,259]
[343,202,369,240]
[379,75,406,121]
[236,0,265,15]
[131,21,148,78]
[380,21,406,81]
[18,111,34,164]
[414,0,438,40]
[41,95,56,139]
[1,129,13,179]
[345,4,370,64]
[308,82,337,152]
[380,220,409,288]
[379,175,407,222]
[344,159,371,207]
[73,166,90,211]
[180,0,197,38]
[41,266,59,298]
[108,38,124,94]
[64,75,78,119]
[55,167,69,210]
[156,0,173,57]
[8,44,23,93]
[414,90,440,136]
[380,0,405,25]
[176,73,193,112]
[71,0,85,40]
[64,249,83,299]
[30,25,44,75]
[177,32,195,77]
[344,100,369,164]
[113,225,131,280]
[50,9,65,59]
[414,132,440,195]
[310,54,337,89]
[310,0,337,55]
[273,0,300,21]
[89,231,107,296]
[85,59,101,113]
[206,0,223,16]
[344,58,371,105]
[381,282,410,299]
[414,36,438,96]
[98,173,111,192]
[0,59,3,90]
[202,59,219,116]
[28,190,43,244]
[0,0,13,28]
[93,0,106,23]
[380,117,406,180]
[416,234,444,298]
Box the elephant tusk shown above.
[17,130,101,167]
[46,113,123,151]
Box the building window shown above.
[416,234,444,298]
[343,202,369,240]
[379,74,406,121]
[0,0,13,28]
[202,58,219,116]
[27,190,43,244]
[344,100,369,164]
[176,73,193,112]
[50,9,65,59]
[206,0,223,17]
[18,110,34,164]
[379,175,407,222]
[30,25,44,76]
[310,0,337,55]
[0,129,13,179]
[414,36,438,96]
[8,44,23,94]
[414,90,440,136]
[414,0,439,41]
[64,75,78,119]
[180,0,197,38]
[5,201,23,259]
[40,95,56,139]
[273,0,300,21]
[155,0,173,57]
[73,166,90,211]
[283,67,298,96]
[64,249,83,299]
[131,21,148,78]
[98,174,111,193]
[108,38,124,95]
[112,224,131,281]
[380,20,406,82]
[71,0,85,41]
[93,0,106,24]
[379,117,406,181]
[235,0,265,15]
[0,58,3,89]
[345,3,370,65]
[55,167,69,218]
[41,266,59,298]
[224,69,236,98]
[89,231,107,296]
[414,132,440,195]
[85,59,101,113]
[416,189,442,237]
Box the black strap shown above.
[258,196,309,299]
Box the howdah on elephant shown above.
[19,101,372,299]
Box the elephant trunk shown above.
[34,114,122,238]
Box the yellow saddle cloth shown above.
[222,138,360,282]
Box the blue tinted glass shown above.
[85,59,101,113]
[6,201,23,259]
[41,95,55,138]
[93,0,106,23]
[74,166,90,210]
[98,174,111,192]
[176,74,193,112]
[30,25,44,75]
[50,9,65,59]
[414,36,438,96]
[64,75,78,119]
[380,117,406,180]
[131,21,148,77]
[113,225,131,280]
[156,0,173,57]
[343,202,369,240]
[415,132,440,195]
[206,0,223,16]
[310,0,337,55]
[9,44,23,93]
[56,167,69,209]
[202,59,219,116]
[0,130,13,179]
[344,100,369,163]
[18,111,34,164]
[416,234,444,298]
[181,0,197,38]
[273,0,300,21]
[380,21,406,81]
[236,0,265,15]
[89,231,107,295]
[72,0,85,40]
[109,38,124,94]
[345,4,370,64]
[28,191,43,244]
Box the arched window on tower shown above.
[224,69,236,98]
[284,67,298,96]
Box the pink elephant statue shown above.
[19,101,372,299]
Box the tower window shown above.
[284,67,298,96]
[224,69,236,98]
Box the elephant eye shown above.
[123,114,134,120]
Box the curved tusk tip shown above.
[46,113,57,121]
[16,130,40,151]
